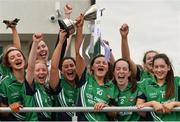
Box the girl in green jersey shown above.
[0,19,30,121]
[74,14,118,121]
[0,18,21,80]
[49,14,85,121]
[137,53,180,121]
[112,58,141,121]
[10,33,56,121]
[50,29,77,121]
[21,33,53,121]
[0,48,26,121]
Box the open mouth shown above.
[15,60,22,66]
[118,76,125,79]
[38,75,46,81]
[67,71,74,77]
[98,68,104,71]
[39,51,47,57]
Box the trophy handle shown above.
[84,5,97,21]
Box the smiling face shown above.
[61,59,76,82]
[34,61,48,85]
[36,41,49,61]
[153,58,170,81]
[91,56,109,79]
[7,49,25,70]
[144,51,157,73]
[114,60,131,87]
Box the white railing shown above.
[1,106,180,112]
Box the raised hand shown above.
[75,13,84,28]
[64,4,72,15]
[120,23,129,38]
[58,29,67,44]
[32,33,43,43]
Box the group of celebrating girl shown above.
[0,4,180,122]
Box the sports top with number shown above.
[52,73,81,121]
[22,80,53,121]
[0,74,25,121]
[137,76,180,121]
[78,70,119,121]
[115,82,140,121]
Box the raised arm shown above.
[75,14,86,78]
[50,30,67,90]
[11,26,21,49]
[3,18,21,49]
[26,33,43,86]
[64,3,73,56]
[55,4,73,69]
[120,24,137,77]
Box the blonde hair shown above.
[35,59,48,69]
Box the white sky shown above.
[96,0,180,75]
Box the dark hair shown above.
[113,58,137,93]
[59,57,76,70]
[90,54,113,82]
[143,50,158,63]
[152,53,174,99]
[2,47,27,70]
[60,57,79,86]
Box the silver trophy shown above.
[58,5,97,37]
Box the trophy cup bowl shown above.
[58,5,97,38]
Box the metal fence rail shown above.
[1,106,180,112]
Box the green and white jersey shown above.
[0,64,13,81]
[0,75,25,121]
[54,74,80,121]
[175,76,180,121]
[138,77,180,121]
[59,75,79,107]
[137,65,154,81]
[21,82,37,121]
[22,80,53,121]
[115,83,140,121]
[79,71,119,121]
